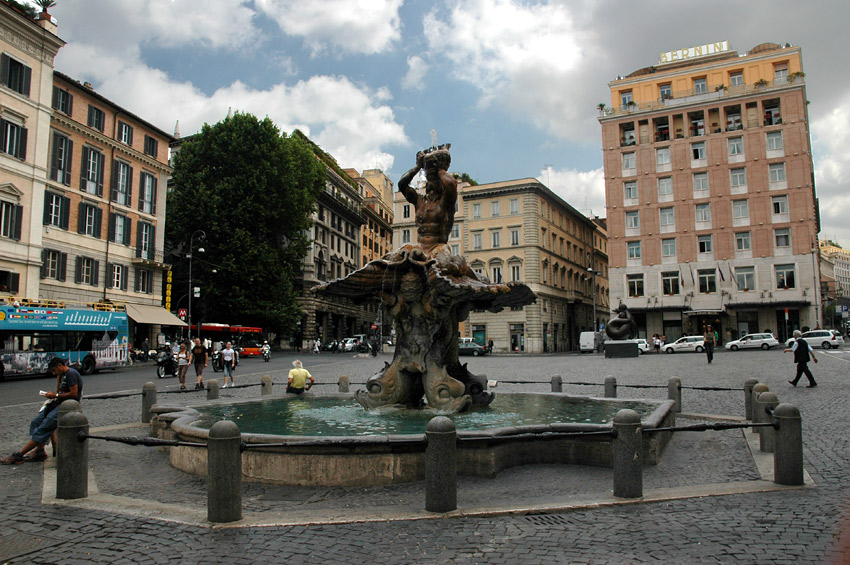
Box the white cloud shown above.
[402,55,429,91]
[255,0,402,55]
[813,96,850,244]
[538,167,605,219]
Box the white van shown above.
[580,332,601,353]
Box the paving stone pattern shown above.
[2,349,850,563]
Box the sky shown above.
[41,0,850,245]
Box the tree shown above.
[167,113,325,335]
[452,172,478,186]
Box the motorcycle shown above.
[155,347,178,378]
[130,349,147,362]
[262,348,270,362]
[211,350,223,372]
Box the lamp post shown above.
[587,252,598,332]
[187,230,206,341]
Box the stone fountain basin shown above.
[151,393,676,487]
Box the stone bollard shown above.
[207,379,220,400]
[58,399,82,419]
[261,375,273,396]
[56,411,89,500]
[604,376,617,398]
[773,403,803,486]
[613,409,642,498]
[668,377,682,413]
[207,420,243,523]
[425,416,457,513]
[757,392,779,453]
[142,382,157,423]
[550,375,562,392]
[751,383,769,433]
[338,375,350,393]
[743,379,759,420]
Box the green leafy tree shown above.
[167,113,325,334]
[452,172,478,186]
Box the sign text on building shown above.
[660,41,729,64]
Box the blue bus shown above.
[0,304,129,380]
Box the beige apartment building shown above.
[600,41,819,344]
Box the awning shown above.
[125,304,187,327]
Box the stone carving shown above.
[314,144,535,413]
[605,304,637,340]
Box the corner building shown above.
[600,42,819,344]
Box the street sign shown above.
[841,305,849,312]
[371,323,377,330]
[178,308,187,320]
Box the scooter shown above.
[211,350,223,372]
[155,347,178,378]
[262,348,270,362]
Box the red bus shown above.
[188,323,264,356]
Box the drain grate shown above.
[523,514,574,526]
[0,534,65,563]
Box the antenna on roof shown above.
[173,120,180,138]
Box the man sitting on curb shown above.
[1,357,83,464]
[286,359,315,394]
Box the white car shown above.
[342,338,358,352]
[636,338,650,354]
[785,329,844,350]
[664,336,705,353]
[725,333,780,351]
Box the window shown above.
[662,272,680,295]
[0,54,31,96]
[509,198,519,215]
[143,135,158,158]
[772,195,788,215]
[627,241,641,259]
[698,269,717,293]
[627,274,644,297]
[41,249,66,281]
[695,203,711,222]
[775,264,795,289]
[766,131,783,151]
[109,213,132,245]
[49,132,73,185]
[728,137,743,156]
[624,181,638,200]
[773,62,788,81]
[1,119,27,159]
[117,121,133,145]
[450,244,459,255]
[622,152,636,169]
[698,235,713,253]
[52,86,73,115]
[450,224,459,239]
[491,230,501,248]
[77,202,101,238]
[656,147,670,166]
[625,211,639,229]
[769,163,786,183]
[620,90,633,108]
[491,266,502,284]
[658,177,672,196]
[473,232,482,250]
[81,146,104,195]
[43,191,69,229]
[491,201,500,217]
[0,269,20,293]
[729,71,744,86]
[402,204,410,218]
[74,256,99,286]
[109,263,128,290]
[0,200,22,240]
[112,160,132,206]
[691,142,706,160]
[730,168,747,188]
[662,238,676,256]
[659,83,672,100]
[510,264,521,282]
[135,268,152,294]
[736,231,751,251]
[137,222,155,260]
[510,228,520,246]
[736,266,755,291]
[732,199,749,219]
[87,105,105,132]
[472,203,481,218]
[693,77,707,94]
[139,172,157,214]
[693,172,708,191]
[660,207,674,226]
[774,227,791,248]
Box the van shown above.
[580,331,601,353]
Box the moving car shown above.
[785,329,844,350]
[725,333,780,351]
[458,342,490,356]
[664,336,705,353]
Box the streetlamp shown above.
[187,230,206,341]
[587,252,599,332]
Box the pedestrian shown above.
[653,334,661,354]
[221,341,238,388]
[703,325,715,363]
[314,339,320,355]
[189,337,207,390]
[488,338,494,352]
[176,342,189,390]
[784,330,818,387]
[287,359,315,394]
[1,357,82,464]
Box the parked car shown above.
[636,338,650,354]
[458,342,490,356]
[342,338,358,352]
[725,333,779,351]
[579,331,602,353]
[785,329,844,350]
[664,336,705,353]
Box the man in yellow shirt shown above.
[287,360,315,394]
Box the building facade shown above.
[600,42,819,344]
[819,240,850,329]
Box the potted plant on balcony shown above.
[715,84,726,93]
[626,100,637,111]
[597,103,608,116]
[754,78,768,89]
[33,0,55,18]
[788,71,805,83]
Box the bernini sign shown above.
[660,41,730,64]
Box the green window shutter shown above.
[57,252,67,282]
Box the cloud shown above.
[812,95,850,243]
[55,44,408,173]
[402,55,429,91]
[255,0,402,55]
[538,167,605,219]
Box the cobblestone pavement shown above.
[2,348,850,563]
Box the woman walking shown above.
[221,341,238,388]
[176,342,189,390]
